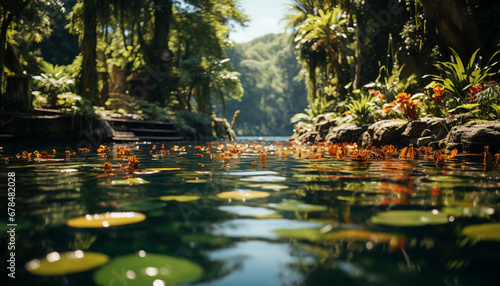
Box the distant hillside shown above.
[224,33,308,136]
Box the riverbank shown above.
[290,117,500,154]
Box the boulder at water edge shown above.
[401,117,449,147]
[361,119,408,147]
[325,123,368,144]
[444,122,500,153]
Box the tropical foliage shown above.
[288,0,500,134]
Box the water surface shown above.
[1,141,500,286]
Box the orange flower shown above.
[469,85,482,95]
[383,102,396,113]
[379,93,385,101]
[396,92,411,103]
[432,85,444,101]
[368,89,379,96]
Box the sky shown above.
[230,0,292,43]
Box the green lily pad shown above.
[160,195,200,202]
[184,179,208,184]
[144,168,183,172]
[116,201,167,212]
[422,176,474,188]
[240,176,286,182]
[111,178,149,185]
[442,206,494,218]
[93,252,204,286]
[220,171,278,176]
[67,212,146,228]
[273,228,405,246]
[244,183,289,191]
[268,200,327,212]
[273,228,324,241]
[216,190,270,200]
[26,251,109,276]
[462,223,500,242]
[370,210,449,226]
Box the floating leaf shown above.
[273,228,324,241]
[67,212,146,228]
[216,190,270,200]
[422,176,474,188]
[144,168,183,171]
[442,206,494,218]
[244,183,289,191]
[111,178,149,185]
[268,200,327,212]
[220,171,278,176]
[160,195,200,202]
[273,228,405,247]
[370,210,449,226]
[240,176,286,182]
[462,223,500,242]
[93,252,203,286]
[184,179,208,184]
[26,251,109,276]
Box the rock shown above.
[326,123,368,144]
[362,119,408,147]
[296,131,319,144]
[402,117,449,147]
[417,136,433,147]
[315,119,336,140]
[444,123,500,153]
[361,131,372,147]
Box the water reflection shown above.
[2,142,500,285]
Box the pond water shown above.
[1,141,500,286]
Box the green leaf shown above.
[94,253,204,286]
[370,210,449,226]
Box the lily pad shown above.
[26,251,109,276]
[442,206,494,218]
[258,184,289,191]
[370,210,449,226]
[93,252,204,286]
[273,228,324,241]
[462,223,500,242]
[144,168,183,171]
[160,195,200,202]
[116,201,167,212]
[422,176,474,188]
[111,178,149,185]
[268,200,327,212]
[67,212,146,228]
[216,190,270,200]
[240,176,286,182]
[184,179,208,184]
[220,171,278,176]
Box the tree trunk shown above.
[0,12,13,106]
[145,0,173,104]
[81,0,99,105]
[420,0,484,60]
[353,32,362,90]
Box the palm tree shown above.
[289,5,352,102]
